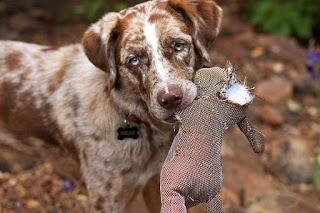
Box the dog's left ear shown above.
[168,0,223,64]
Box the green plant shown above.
[59,0,129,23]
[313,146,320,190]
[72,0,104,22]
[313,158,320,190]
[245,0,320,40]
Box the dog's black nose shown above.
[157,84,183,110]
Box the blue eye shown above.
[129,57,140,66]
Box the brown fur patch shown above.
[123,11,138,20]
[64,140,80,163]
[95,196,103,211]
[105,181,113,191]
[70,94,80,117]
[136,4,146,14]
[5,51,23,70]
[0,82,60,147]
[148,13,170,23]
[48,61,68,94]
[82,149,88,167]
[120,167,133,176]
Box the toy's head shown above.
[196,61,254,106]
[175,62,265,153]
[177,62,254,127]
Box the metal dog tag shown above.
[117,126,139,140]
[117,116,139,140]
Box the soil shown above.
[0,0,320,213]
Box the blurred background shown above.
[0,0,320,212]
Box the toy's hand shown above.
[237,118,265,153]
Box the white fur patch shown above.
[215,6,223,35]
[143,21,168,82]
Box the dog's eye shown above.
[128,57,140,66]
[174,43,185,52]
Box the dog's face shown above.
[82,0,222,122]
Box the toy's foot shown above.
[207,195,224,213]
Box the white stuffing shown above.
[224,83,254,106]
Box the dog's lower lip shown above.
[164,115,176,123]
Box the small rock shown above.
[259,105,284,126]
[255,76,293,105]
[306,107,319,118]
[76,194,88,201]
[250,47,265,58]
[8,178,17,186]
[287,100,302,112]
[271,62,285,74]
[0,172,11,181]
[285,111,301,124]
[26,199,40,209]
[311,122,320,134]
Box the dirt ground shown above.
[0,0,320,213]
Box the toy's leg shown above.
[207,195,224,213]
[237,118,265,153]
[161,190,187,213]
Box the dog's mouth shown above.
[164,114,177,123]
[150,80,197,124]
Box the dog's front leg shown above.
[80,151,139,213]
[142,174,161,213]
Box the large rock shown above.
[268,136,314,184]
[292,73,316,95]
[248,190,320,213]
[0,147,36,173]
[255,76,293,105]
[220,129,272,207]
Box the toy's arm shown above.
[237,118,265,153]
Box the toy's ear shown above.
[237,118,265,153]
[82,12,120,91]
[168,0,223,64]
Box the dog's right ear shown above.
[168,0,223,64]
[82,12,119,91]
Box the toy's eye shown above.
[174,43,185,52]
[128,57,140,66]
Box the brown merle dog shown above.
[0,0,222,212]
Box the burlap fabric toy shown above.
[160,62,265,213]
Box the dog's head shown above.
[82,0,222,122]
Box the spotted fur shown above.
[0,0,222,212]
